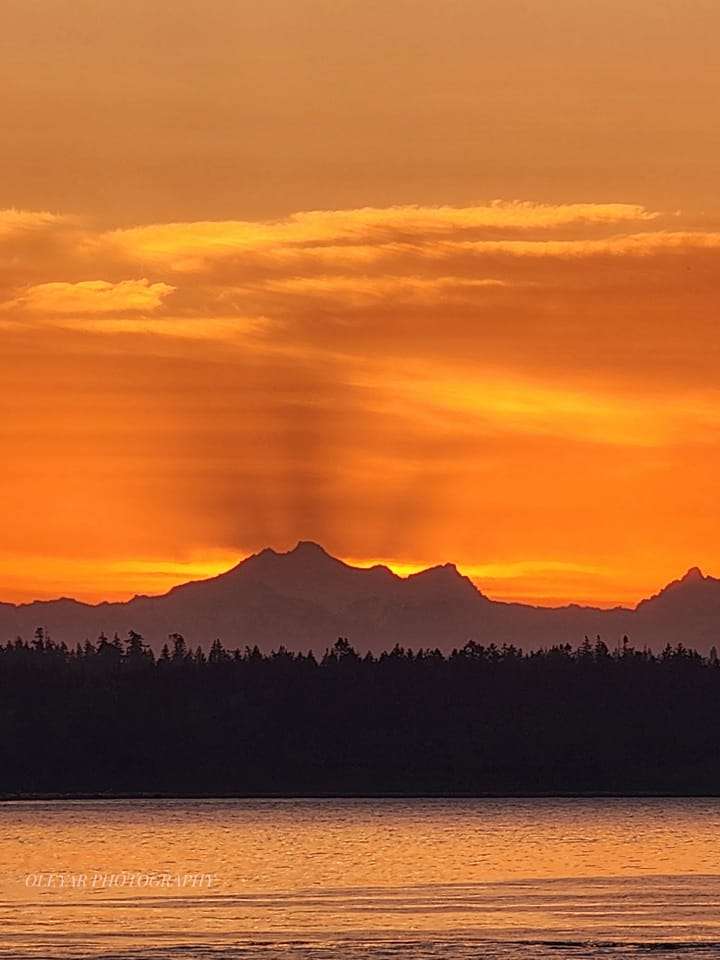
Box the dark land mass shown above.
[4,631,720,796]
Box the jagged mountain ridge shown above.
[1,541,719,653]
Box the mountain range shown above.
[2,541,719,654]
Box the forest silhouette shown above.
[3,629,720,796]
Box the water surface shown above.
[3,798,720,958]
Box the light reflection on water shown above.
[3,797,720,958]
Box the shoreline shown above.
[4,791,720,801]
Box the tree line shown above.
[2,629,720,796]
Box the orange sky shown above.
[1,1,719,607]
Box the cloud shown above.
[54,314,268,340]
[346,358,720,449]
[104,202,660,271]
[7,279,175,315]
[435,230,720,260]
[257,274,511,306]
[0,209,67,238]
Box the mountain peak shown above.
[289,540,333,558]
[635,564,718,614]
[662,566,709,594]
[228,542,338,576]
[407,562,484,599]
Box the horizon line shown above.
[0,541,714,612]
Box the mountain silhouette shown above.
[1,545,718,653]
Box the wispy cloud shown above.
[0,209,67,237]
[7,279,175,315]
[104,202,660,271]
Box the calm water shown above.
[3,798,720,958]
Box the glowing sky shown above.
[2,1,719,606]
